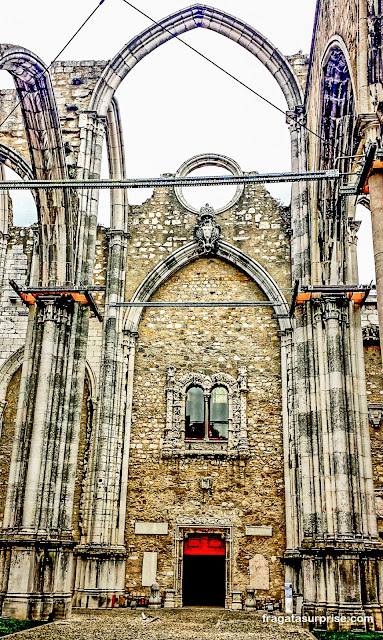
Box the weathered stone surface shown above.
[245,526,273,537]
[142,552,157,587]
[249,555,270,591]
[135,523,169,535]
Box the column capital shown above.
[286,106,306,132]
[348,218,362,245]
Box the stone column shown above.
[0,164,9,298]
[348,219,361,285]
[369,169,383,355]
[287,107,310,285]
[22,300,58,529]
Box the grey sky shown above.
[0,0,375,283]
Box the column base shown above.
[0,542,74,620]
[73,546,126,609]
[284,545,383,631]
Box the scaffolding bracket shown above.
[294,284,371,309]
[9,281,104,322]
[339,143,377,195]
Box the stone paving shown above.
[5,609,316,640]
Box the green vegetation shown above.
[0,618,44,636]
[314,631,383,640]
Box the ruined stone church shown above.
[1,0,383,630]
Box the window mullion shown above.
[204,393,209,440]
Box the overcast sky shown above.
[0,0,375,283]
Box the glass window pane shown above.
[185,386,204,439]
[209,386,228,440]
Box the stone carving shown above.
[369,403,383,429]
[375,494,383,519]
[245,588,256,610]
[363,324,380,343]
[148,583,161,609]
[163,368,249,459]
[164,589,175,609]
[194,204,221,253]
[231,591,243,610]
[249,554,270,590]
[177,515,232,527]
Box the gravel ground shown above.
[4,608,316,640]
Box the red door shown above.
[184,533,226,556]
[183,533,226,607]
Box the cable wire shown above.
[0,0,106,129]
[120,0,329,147]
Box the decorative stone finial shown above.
[194,203,221,253]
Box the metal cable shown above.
[120,0,329,147]
[0,0,106,129]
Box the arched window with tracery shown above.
[185,384,229,441]
[165,368,248,457]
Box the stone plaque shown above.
[142,552,157,587]
[245,526,273,537]
[135,522,169,535]
[249,554,270,590]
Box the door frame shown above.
[174,518,233,608]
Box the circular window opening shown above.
[174,154,244,214]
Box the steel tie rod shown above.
[0,170,339,190]
[111,301,284,308]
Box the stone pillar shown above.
[22,300,58,529]
[287,107,310,285]
[348,219,361,285]
[0,289,91,619]
[0,164,9,299]
[369,169,383,355]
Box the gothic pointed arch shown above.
[315,39,357,283]
[123,240,291,334]
[0,45,73,284]
[0,142,33,180]
[89,4,303,116]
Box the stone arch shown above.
[0,347,97,406]
[0,142,37,230]
[0,142,33,180]
[317,40,356,169]
[175,371,238,396]
[320,36,357,103]
[80,5,309,284]
[0,45,73,284]
[314,39,357,283]
[106,97,129,232]
[89,4,303,115]
[121,243,294,547]
[123,240,291,334]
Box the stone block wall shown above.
[0,172,291,604]
[125,256,286,600]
